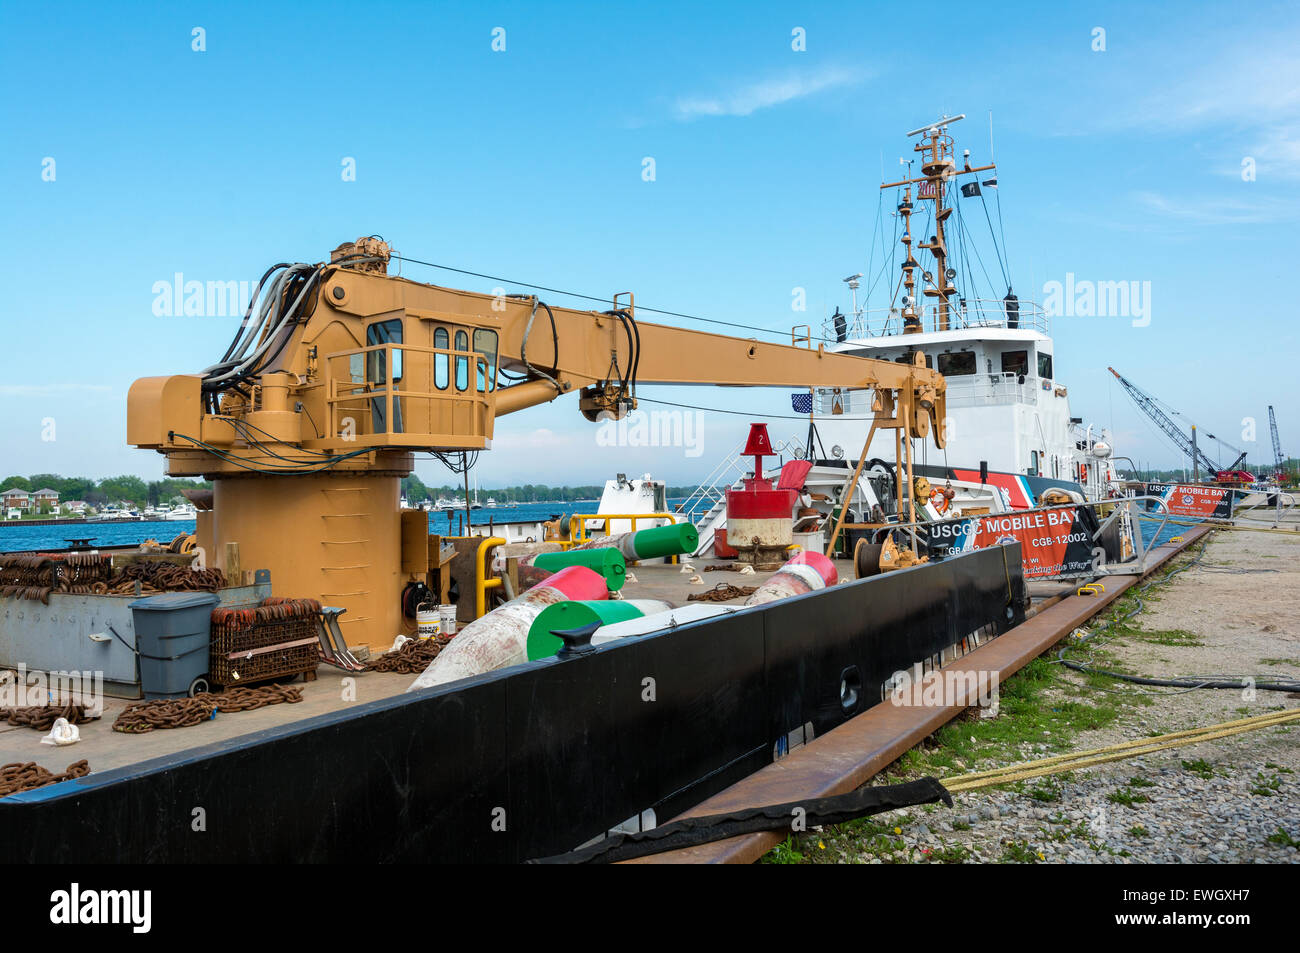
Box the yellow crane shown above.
[128,237,948,646]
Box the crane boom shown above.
[1269,405,1285,474]
[1108,367,1218,474]
[125,237,948,647]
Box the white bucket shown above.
[417,604,441,640]
[439,604,457,636]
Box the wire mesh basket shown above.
[209,598,321,687]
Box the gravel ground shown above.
[795,528,1300,864]
[893,754,1299,864]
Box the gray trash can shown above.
[128,591,220,699]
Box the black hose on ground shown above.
[527,777,952,864]
[1059,533,1300,693]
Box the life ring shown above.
[929,488,949,514]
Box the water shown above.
[0,519,199,553]
[1137,513,1201,550]
[0,500,698,553]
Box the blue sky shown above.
[2,0,1296,487]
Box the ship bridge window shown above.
[1038,352,1053,380]
[894,352,933,368]
[937,350,976,376]
[1000,350,1028,377]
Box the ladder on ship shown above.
[676,440,747,557]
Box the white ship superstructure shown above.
[801,115,1117,507]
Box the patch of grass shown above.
[1251,772,1283,797]
[1258,658,1295,667]
[1021,777,1063,802]
[1128,825,1149,838]
[1040,818,1090,844]
[892,656,1126,778]
[1267,827,1299,849]
[1182,758,1215,779]
[952,820,971,831]
[1107,789,1150,808]
[924,842,974,864]
[1000,839,1041,863]
[1127,776,1156,788]
[762,836,807,864]
[1131,628,1203,647]
[1264,762,1294,774]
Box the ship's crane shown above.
[1269,405,1287,480]
[1202,433,1250,477]
[1107,367,1253,484]
[129,237,949,645]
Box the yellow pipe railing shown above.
[564,513,681,564]
[474,535,507,619]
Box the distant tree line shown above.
[0,474,212,510]
[400,475,700,503]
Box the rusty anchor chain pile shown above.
[211,597,322,633]
[0,759,90,798]
[1,702,101,732]
[0,554,58,603]
[103,563,226,596]
[59,550,115,593]
[0,550,224,603]
[687,583,758,603]
[112,683,303,733]
[365,636,452,674]
[138,533,197,555]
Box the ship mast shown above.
[881,114,996,334]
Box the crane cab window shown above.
[937,350,976,376]
[366,319,403,384]
[454,330,469,391]
[434,327,449,390]
[473,329,498,392]
[1001,350,1028,377]
[1038,352,1053,380]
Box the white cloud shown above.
[1059,32,1300,180]
[1131,190,1286,225]
[673,66,867,121]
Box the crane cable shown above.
[392,253,840,346]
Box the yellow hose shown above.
[942,708,1300,793]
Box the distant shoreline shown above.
[0,516,94,529]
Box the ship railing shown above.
[565,513,681,565]
[943,372,1049,408]
[821,298,1050,342]
[675,439,748,526]
[813,372,1048,415]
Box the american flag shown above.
[791,393,813,414]
[917,179,939,199]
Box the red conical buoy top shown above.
[742,423,774,482]
[742,423,773,458]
